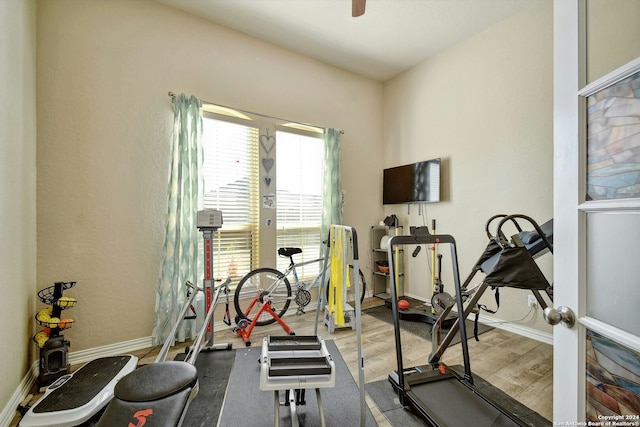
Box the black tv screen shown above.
[383,158,441,204]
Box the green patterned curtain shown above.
[152,94,203,345]
[321,128,343,247]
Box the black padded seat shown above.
[96,361,198,427]
[278,247,302,257]
[114,361,197,401]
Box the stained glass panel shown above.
[586,70,640,200]
[586,329,640,423]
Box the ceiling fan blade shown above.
[352,0,366,17]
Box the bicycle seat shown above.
[278,247,302,257]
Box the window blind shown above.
[202,115,259,280]
[275,130,324,277]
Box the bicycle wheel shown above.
[325,266,367,305]
[234,268,292,326]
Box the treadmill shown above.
[386,231,530,427]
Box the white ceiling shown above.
[156,0,542,82]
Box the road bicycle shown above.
[233,246,366,326]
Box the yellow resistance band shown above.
[329,228,351,326]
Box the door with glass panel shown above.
[553,1,640,423]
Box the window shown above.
[275,129,324,277]
[201,113,259,280]
[200,104,326,281]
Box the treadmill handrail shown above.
[387,233,455,247]
[387,233,474,387]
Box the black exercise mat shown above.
[219,339,376,426]
[363,302,493,345]
[366,366,551,427]
[178,349,236,426]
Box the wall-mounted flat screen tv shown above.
[383,158,441,204]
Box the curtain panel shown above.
[152,93,203,345]
[321,128,343,245]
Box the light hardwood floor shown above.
[248,299,553,426]
[11,298,552,426]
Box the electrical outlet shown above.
[527,295,538,309]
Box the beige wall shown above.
[587,0,640,83]
[383,0,554,333]
[0,0,37,419]
[35,0,383,353]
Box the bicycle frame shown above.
[286,257,328,291]
[232,257,326,345]
[237,257,327,319]
[234,247,365,329]
[262,257,328,309]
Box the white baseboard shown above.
[402,292,553,345]
[68,336,153,366]
[0,360,38,427]
[476,313,553,345]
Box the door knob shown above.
[543,306,575,328]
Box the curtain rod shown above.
[168,92,344,134]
